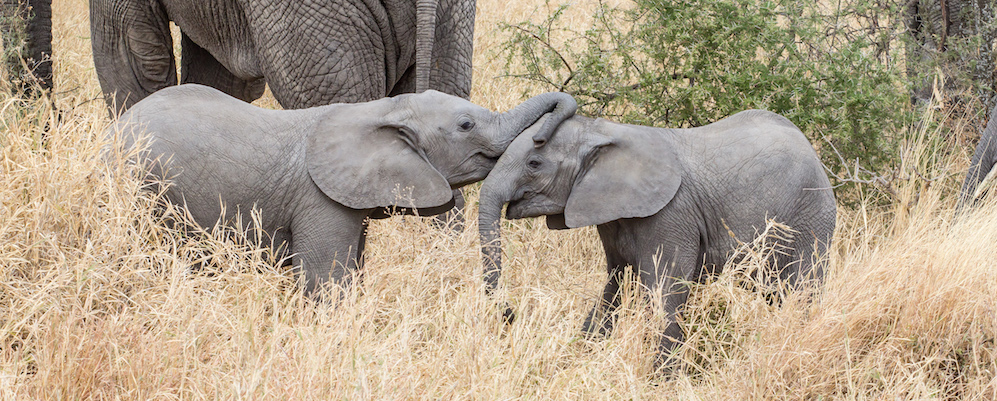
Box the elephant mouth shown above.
[451,152,500,187]
[505,199,530,219]
[506,194,562,220]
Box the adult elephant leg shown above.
[778,214,834,291]
[2,0,52,95]
[90,0,176,113]
[180,33,265,103]
[958,105,997,210]
[355,218,369,271]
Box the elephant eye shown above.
[527,159,542,169]
[459,120,475,131]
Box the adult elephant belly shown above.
[241,0,416,108]
[162,0,264,81]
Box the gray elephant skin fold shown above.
[478,111,837,364]
[89,0,474,111]
[110,84,576,296]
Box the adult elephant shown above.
[89,0,473,111]
[957,104,997,210]
[904,0,996,107]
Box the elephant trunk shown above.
[415,0,436,93]
[478,164,518,294]
[495,92,577,151]
[957,105,997,211]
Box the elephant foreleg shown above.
[355,218,369,271]
[90,0,176,113]
[180,33,265,103]
[582,241,629,337]
[291,207,369,299]
[582,266,624,338]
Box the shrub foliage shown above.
[502,0,913,187]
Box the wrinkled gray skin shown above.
[957,104,997,210]
[89,0,476,228]
[89,0,471,111]
[115,84,576,296]
[479,111,836,364]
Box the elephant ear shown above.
[563,124,683,228]
[306,102,453,210]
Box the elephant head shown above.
[307,90,578,211]
[478,115,682,293]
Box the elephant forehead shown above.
[501,131,547,161]
[526,123,589,151]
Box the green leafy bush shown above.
[502,0,913,196]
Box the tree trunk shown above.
[905,0,996,110]
[1,0,52,96]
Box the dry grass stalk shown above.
[0,0,993,399]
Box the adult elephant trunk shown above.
[478,156,520,294]
[492,92,576,153]
[957,104,997,210]
[415,0,436,93]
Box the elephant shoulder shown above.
[138,84,249,111]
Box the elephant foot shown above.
[651,321,685,374]
[581,308,615,339]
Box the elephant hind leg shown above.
[90,0,177,112]
[180,33,265,103]
[771,217,833,306]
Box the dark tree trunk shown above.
[905,0,996,110]
[1,0,52,96]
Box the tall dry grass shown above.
[0,0,994,398]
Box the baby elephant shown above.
[478,111,836,362]
[113,84,576,296]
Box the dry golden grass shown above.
[0,0,995,398]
